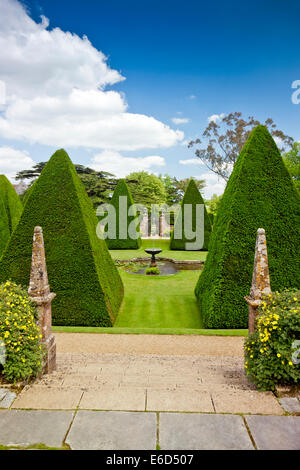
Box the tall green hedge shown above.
[170,179,212,250]
[106,179,142,249]
[0,150,124,327]
[195,125,300,328]
[0,175,23,257]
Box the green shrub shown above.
[244,290,300,391]
[145,267,161,275]
[0,150,124,327]
[0,175,23,257]
[195,126,300,328]
[170,179,212,251]
[105,179,142,249]
[0,281,43,383]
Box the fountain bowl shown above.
[144,248,162,256]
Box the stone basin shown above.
[144,248,162,268]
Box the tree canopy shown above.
[188,112,294,181]
[127,171,167,209]
[16,162,117,207]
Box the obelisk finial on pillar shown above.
[28,226,56,373]
[245,228,272,334]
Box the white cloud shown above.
[273,136,283,147]
[0,0,183,150]
[208,113,225,123]
[171,117,190,125]
[196,172,227,199]
[189,95,196,100]
[91,151,165,178]
[179,158,204,165]
[0,146,35,180]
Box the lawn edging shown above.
[53,326,248,336]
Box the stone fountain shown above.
[144,248,162,268]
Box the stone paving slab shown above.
[279,397,300,413]
[212,390,284,415]
[79,388,146,411]
[11,386,82,410]
[147,390,214,413]
[0,410,74,448]
[159,413,254,450]
[66,411,157,450]
[0,390,17,409]
[245,415,300,450]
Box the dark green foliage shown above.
[170,179,212,250]
[106,179,142,249]
[195,126,300,328]
[0,175,23,256]
[0,150,124,327]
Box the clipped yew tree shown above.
[170,179,212,250]
[0,150,124,327]
[106,179,142,249]
[195,125,300,328]
[0,175,23,256]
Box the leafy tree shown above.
[283,142,300,192]
[158,174,205,204]
[205,193,223,217]
[127,171,167,209]
[188,112,294,181]
[16,162,117,207]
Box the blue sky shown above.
[0,0,299,198]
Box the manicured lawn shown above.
[53,326,248,336]
[114,270,203,329]
[53,241,247,336]
[109,238,208,261]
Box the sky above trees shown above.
[0,0,299,198]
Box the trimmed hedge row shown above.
[106,179,142,250]
[195,125,300,328]
[0,175,23,257]
[0,150,124,327]
[170,179,212,250]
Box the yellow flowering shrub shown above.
[244,289,300,391]
[0,281,43,383]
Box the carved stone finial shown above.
[28,226,56,374]
[245,228,272,333]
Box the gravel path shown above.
[55,333,245,356]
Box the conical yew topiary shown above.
[105,179,142,249]
[0,175,23,256]
[170,179,212,250]
[0,150,124,326]
[195,125,300,328]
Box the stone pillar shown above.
[245,228,271,334]
[159,213,164,237]
[28,226,56,374]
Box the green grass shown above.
[53,326,248,336]
[109,238,208,261]
[115,270,203,328]
[52,241,247,336]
